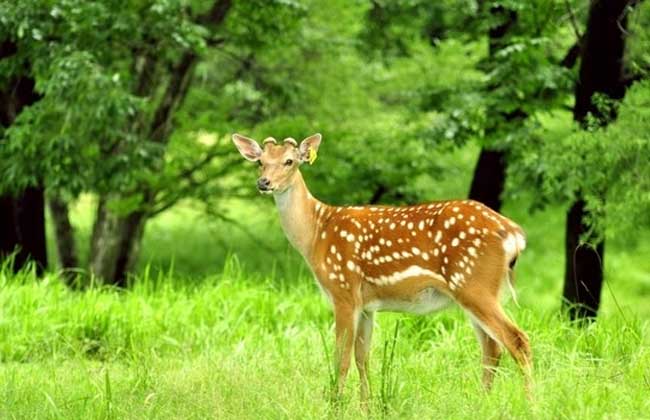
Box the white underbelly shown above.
[364,287,452,315]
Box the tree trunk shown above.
[48,195,79,276]
[563,0,630,320]
[0,41,46,274]
[467,6,518,211]
[89,198,147,287]
[563,200,604,319]
[0,187,48,274]
[468,150,506,211]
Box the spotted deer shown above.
[233,133,532,403]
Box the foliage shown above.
[510,81,650,239]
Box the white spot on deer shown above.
[452,207,459,212]
[458,214,464,220]
[422,252,429,261]
[392,252,401,259]
[466,267,472,274]
[473,238,481,247]
[407,222,414,230]
[328,273,337,280]
[427,231,433,238]
[444,220,450,229]
[346,261,355,271]
[449,217,456,225]
[347,234,355,242]
[468,247,477,257]
[470,215,476,221]
[366,265,446,286]
[418,221,425,230]
[330,245,336,254]
[459,231,466,239]
[340,230,347,238]
[441,245,447,253]
[338,273,345,282]
[401,251,411,258]
[411,247,421,255]
[503,234,517,256]
[389,222,396,230]
[451,238,459,247]
[443,256,449,264]
[321,231,327,239]
[336,253,342,261]
[385,255,393,262]
[386,240,393,247]
[433,248,439,256]
[326,257,332,264]
[515,232,526,251]
[435,231,442,243]
[468,227,476,235]
[400,220,406,226]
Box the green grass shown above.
[0,257,649,419]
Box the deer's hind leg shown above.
[462,298,532,395]
[471,319,503,390]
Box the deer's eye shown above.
[284,159,293,166]
[257,161,263,167]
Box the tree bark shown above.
[467,6,518,211]
[0,187,48,274]
[468,150,506,211]
[0,41,47,274]
[90,198,146,287]
[48,195,79,275]
[563,0,630,320]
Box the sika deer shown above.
[232,133,531,404]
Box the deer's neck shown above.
[273,171,322,262]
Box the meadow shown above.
[2,150,650,420]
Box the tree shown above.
[563,0,634,320]
[0,0,312,285]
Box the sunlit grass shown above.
[1,256,649,418]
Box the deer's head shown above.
[232,133,322,194]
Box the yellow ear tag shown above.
[308,148,318,165]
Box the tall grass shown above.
[1,252,648,418]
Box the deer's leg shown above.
[334,303,359,398]
[471,320,502,390]
[463,299,532,394]
[355,310,374,407]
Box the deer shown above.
[232,133,532,405]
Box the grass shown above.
[0,257,648,419]
[4,145,650,418]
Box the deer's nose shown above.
[257,177,271,191]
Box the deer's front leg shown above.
[333,302,359,398]
[355,310,374,408]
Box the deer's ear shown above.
[232,134,262,162]
[299,133,322,164]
